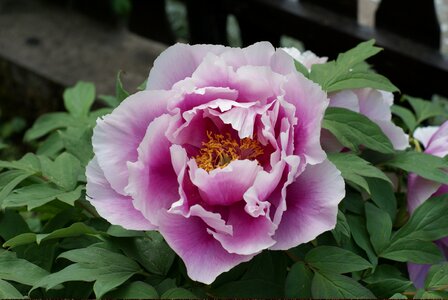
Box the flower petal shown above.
[86,157,156,230]
[414,126,440,149]
[270,159,345,250]
[92,90,172,195]
[126,114,180,226]
[407,173,442,213]
[159,211,253,284]
[407,263,430,289]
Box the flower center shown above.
[195,131,264,172]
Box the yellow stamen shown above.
[195,131,264,172]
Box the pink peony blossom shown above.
[86,42,345,284]
[407,122,448,288]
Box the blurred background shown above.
[0,0,447,158]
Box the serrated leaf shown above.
[3,222,99,248]
[0,250,49,286]
[311,271,376,298]
[284,261,313,298]
[391,105,417,132]
[386,151,448,185]
[2,184,83,210]
[323,107,394,154]
[63,81,95,118]
[0,279,24,299]
[328,153,392,195]
[365,203,392,254]
[305,246,371,274]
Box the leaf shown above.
[105,281,159,298]
[0,279,24,299]
[112,231,175,276]
[405,95,447,124]
[425,263,448,289]
[107,225,145,237]
[380,239,443,264]
[36,132,64,157]
[2,184,84,210]
[3,222,99,248]
[161,288,198,299]
[389,293,408,299]
[284,261,313,298]
[24,113,76,141]
[332,210,351,244]
[212,279,283,298]
[365,203,392,254]
[346,215,378,266]
[328,153,392,194]
[363,265,413,298]
[366,177,397,222]
[305,246,371,274]
[59,128,93,166]
[326,71,399,93]
[311,271,376,298]
[386,151,448,185]
[0,170,32,206]
[63,81,96,118]
[116,70,130,103]
[294,60,309,78]
[392,194,448,242]
[421,291,448,299]
[0,250,49,286]
[0,153,40,173]
[137,78,147,91]
[323,108,394,154]
[0,210,30,240]
[391,105,417,132]
[39,153,82,191]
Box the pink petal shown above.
[375,120,409,151]
[126,114,180,226]
[92,90,172,194]
[147,43,227,91]
[425,121,448,157]
[189,159,262,206]
[357,89,393,121]
[158,211,253,284]
[271,159,345,250]
[86,157,156,230]
[329,90,360,112]
[282,72,329,165]
[414,126,440,148]
[407,173,441,213]
[407,263,430,289]
[211,203,276,255]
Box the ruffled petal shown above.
[271,159,345,250]
[159,211,253,284]
[189,159,262,206]
[92,90,172,194]
[126,114,180,226]
[86,157,156,230]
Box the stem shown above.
[77,200,99,218]
[284,250,301,262]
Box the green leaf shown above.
[332,210,351,244]
[328,153,392,193]
[365,203,392,254]
[389,293,408,299]
[3,222,99,248]
[105,281,158,298]
[311,271,376,298]
[137,79,147,91]
[2,184,83,210]
[366,177,397,222]
[0,210,30,240]
[116,71,130,103]
[0,250,49,286]
[392,195,448,242]
[405,95,447,124]
[425,263,448,289]
[364,265,413,298]
[421,291,448,299]
[294,60,309,78]
[391,105,417,131]
[326,71,399,93]
[112,231,175,276]
[36,132,64,157]
[386,151,448,185]
[305,246,371,274]
[59,128,93,166]
[24,113,75,141]
[0,153,40,173]
[161,288,198,299]
[380,239,443,263]
[323,107,394,154]
[63,81,96,118]
[284,261,313,298]
[107,225,145,237]
[346,215,378,266]
[212,279,283,298]
[0,279,24,299]
[39,153,81,191]
[0,170,32,206]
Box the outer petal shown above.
[147,43,227,90]
[329,90,360,112]
[86,157,156,230]
[375,120,409,150]
[407,263,430,289]
[159,211,253,284]
[189,159,262,206]
[283,72,329,165]
[414,126,440,149]
[126,114,180,226]
[271,159,345,250]
[92,90,172,195]
[425,121,448,157]
[407,173,442,213]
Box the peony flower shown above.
[407,122,448,288]
[283,47,409,152]
[86,42,345,284]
